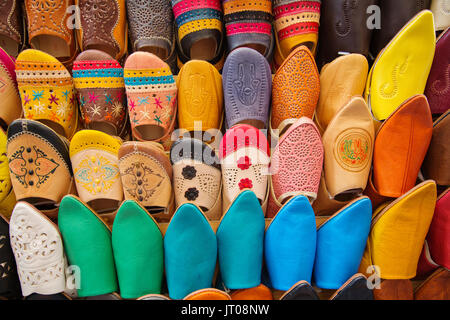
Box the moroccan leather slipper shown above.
[171,0,225,70]
[414,268,450,300]
[219,124,270,211]
[7,119,74,220]
[72,50,128,138]
[0,128,15,219]
[124,52,177,143]
[273,0,321,68]
[0,0,24,57]
[177,60,223,133]
[223,48,272,130]
[265,195,316,291]
[230,284,273,300]
[267,117,323,217]
[183,288,231,300]
[372,95,433,198]
[137,294,170,300]
[24,0,77,67]
[366,10,435,121]
[9,202,68,297]
[431,1,450,32]
[322,97,374,200]
[0,213,21,299]
[70,130,123,219]
[373,279,414,300]
[170,138,222,220]
[422,110,450,186]
[359,181,437,280]
[75,0,128,61]
[112,200,163,299]
[58,195,118,297]
[223,0,274,60]
[217,190,265,290]
[15,49,79,139]
[279,281,319,300]
[315,54,369,133]
[329,274,373,300]
[425,28,449,115]
[164,203,217,300]
[271,46,320,137]
[0,47,22,129]
[126,0,177,73]
[312,174,350,217]
[313,197,372,289]
[118,141,174,223]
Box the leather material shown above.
[279,281,319,300]
[0,0,23,56]
[371,1,431,57]
[366,10,435,121]
[424,28,450,114]
[417,241,440,277]
[230,284,273,300]
[0,129,12,211]
[322,97,374,198]
[7,119,73,219]
[330,274,373,300]
[373,279,413,300]
[415,268,450,300]
[9,202,67,296]
[217,190,265,289]
[15,49,79,139]
[423,188,450,270]
[315,54,368,133]
[373,95,433,198]
[112,200,163,299]
[265,195,316,291]
[317,0,378,69]
[360,181,437,279]
[184,288,231,300]
[271,46,320,135]
[76,0,128,60]
[313,197,371,289]
[58,195,118,297]
[0,47,22,127]
[118,141,174,223]
[70,130,123,214]
[0,214,21,299]
[164,203,217,300]
[312,174,350,216]
[137,294,170,300]
[171,138,222,220]
[363,171,392,210]
[223,47,272,129]
[177,60,223,132]
[422,110,450,186]
[72,50,128,138]
[431,0,450,31]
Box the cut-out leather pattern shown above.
[0,0,21,43]
[121,161,164,202]
[335,0,358,37]
[78,0,119,56]
[9,146,59,188]
[26,0,71,41]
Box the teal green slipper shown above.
[216,190,265,289]
[164,203,217,300]
[58,195,118,297]
[112,200,164,299]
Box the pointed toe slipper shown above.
[217,190,265,290]
[9,202,67,297]
[164,203,217,300]
[137,294,171,300]
[118,141,174,222]
[0,128,16,219]
[414,268,450,300]
[112,200,163,299]
[58,195,118,297]
[313,197,372,289]
[279,280,319,300]
[0,47,22,128]
[72,50,128,138]
[0,213,21,299]
[124,52,177,142]
[265,195,316,291]
[329,273,373,300]
[170,138,222,220]
[223,47,272,129]
[230,284,273,300]
[183,288,231,300]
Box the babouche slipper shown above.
[0,47,22,128]
[279,281,319,300]
[183,288,231,300]
[0,213,21,299]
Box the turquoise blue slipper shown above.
[112,200,164,299]
[216,190,265,289]
[164,203,217,299]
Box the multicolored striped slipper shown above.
[222,0,274,61]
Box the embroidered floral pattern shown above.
[335,131,371,171]
[238,178,253,190]
[184,187,199,201]
[237,156,252,170]
[9,146,59,188]
[182,165,197,180]
[74,154,119,194]
[122,162,164,202]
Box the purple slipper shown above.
[223,47,271,129]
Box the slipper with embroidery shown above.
[0,47,22,129]
[0,0,24,57]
